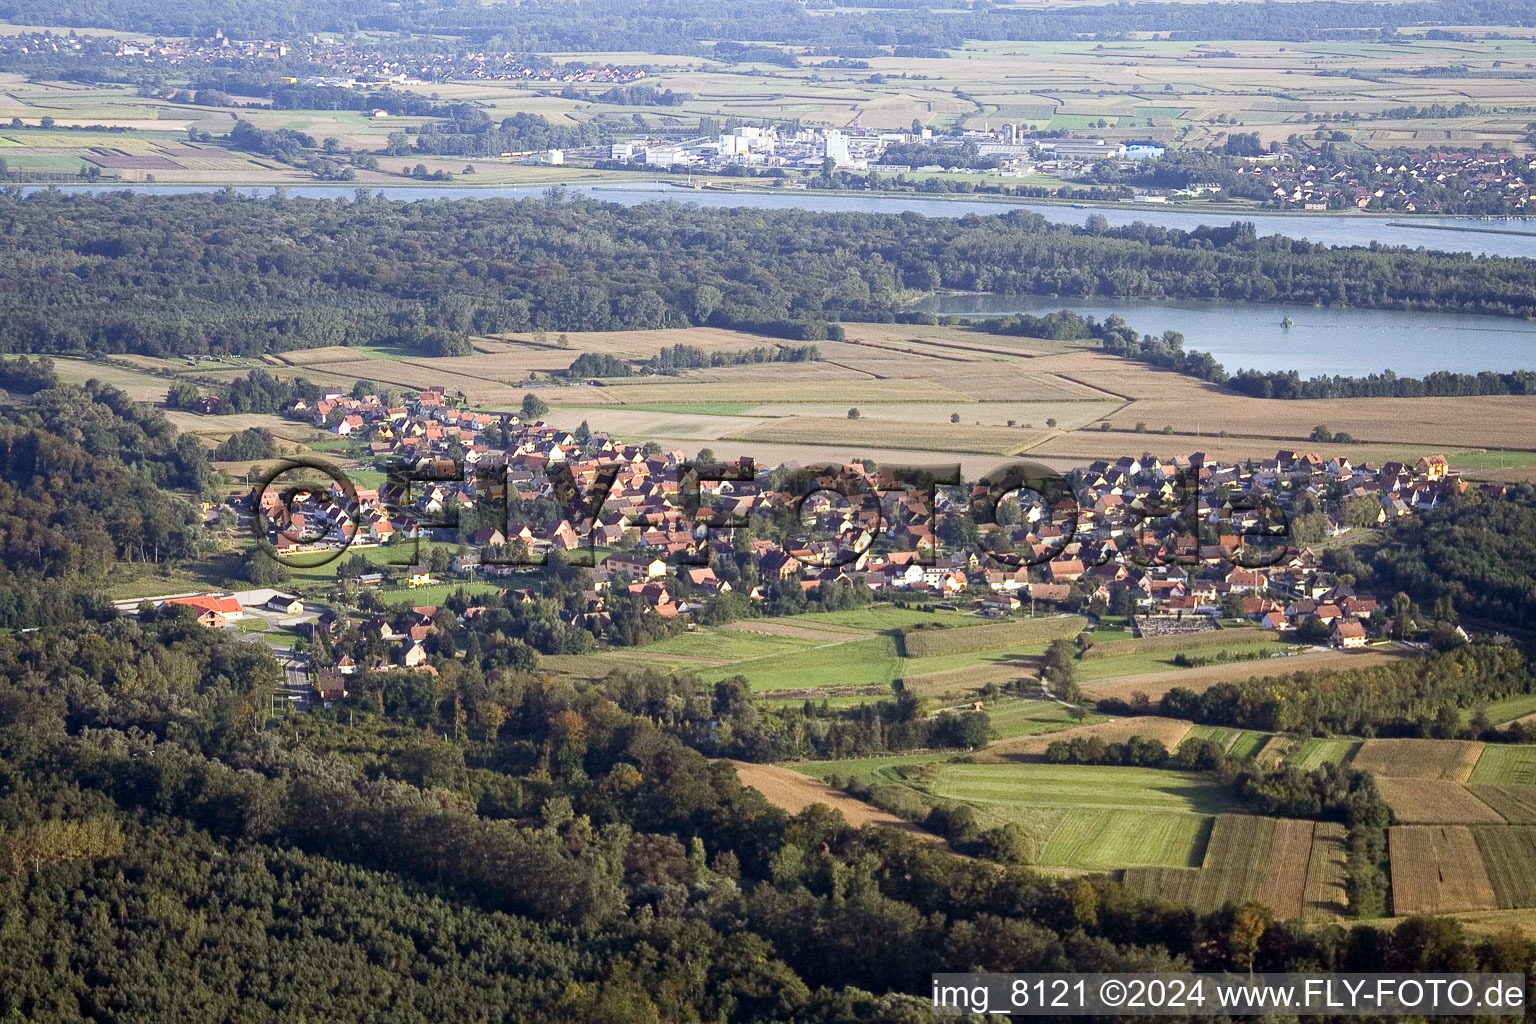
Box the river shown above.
[21,180,1536,259]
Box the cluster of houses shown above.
[239,387,1470,663]
[311,605,449,698]
[14,28,646,87]
[1236,151,1536,212]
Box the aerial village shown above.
[127,384,1479,700]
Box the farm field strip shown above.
[1038,809,1210,869]
[1353,739,1486,781]
[1389,826,1499,915]
[1468,745,1536,786]
[901,615,1086,657]
[729,760,938,839]
[1471,827,1536,909]
[1303,822,1350,922]
[929,762,1241,815]
[1124,815,1311,918]
[1466,786,1536,825]
[1256,818,1317,922]
[1291,738,1362,771]
[980,700,1111,741]
[1376,778,1506,825]
[1081,648,1407,703]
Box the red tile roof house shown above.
[165,594,243,627]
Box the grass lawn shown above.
[980,699,1109,740]
[928,762,1238,868]
[693,634,903,692]
[377,582,504,607]
[793,751,958,784]
[1291,738,1362,770]
[1467,693,1536,726]
[1228,731,1272,761]
[280,541,457,585]
[1181,725,1242,751]
[790,605,977,633]
[1469,745,1536,786]
[1076,638,1284,682]
[929,763,1241,815]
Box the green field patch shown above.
[979,698,1109,740]
[1228,732,1272,761]
[1468,693,1536,725]
[793,750,957,785]
[377,581,503,608]
[1039,809,1212,869]
[1181,725,1241,751]
[694,633,902,692]
[1469,745,1536,786]
[930,762,1241,815]
[901,615,1085,657]
[632,628,816,662]
[789,605,976,633]
[1047,113,1119,130]
[1292,738,1362,770]
[279,540,456,584]
[923,762,1237,869]
[1076,638,1285,682]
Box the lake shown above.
[916,294,1536,376]
[22,181,1536,259]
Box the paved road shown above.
[280,654,312,711]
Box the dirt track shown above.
[728,760,942,840]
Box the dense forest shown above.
[4,191,1536,360]
[1367,490,1536,632]
[2,0,1533,48]
[1122,643,1536,737]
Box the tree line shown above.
[6,0,1533,48]
[9,190,1536,363]
[1098,643,1535,737]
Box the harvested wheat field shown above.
[493,326,803,359]
[729,761,938,840]
[975,716,1192,763]
[1304,822,1350,921]
[275,346,366,366]
[729,416,1046,456]
[1389,826,1499,915]
[1103,393,1536,451]
[1376,778,1506,825]
[163,411,321,445]
[1025,352,1213,400]
[1083,648,1406,703]
[1256,818,1317,922]
[49,358,172,403]
[721,620,865,643]
[1353,739,1485,781]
